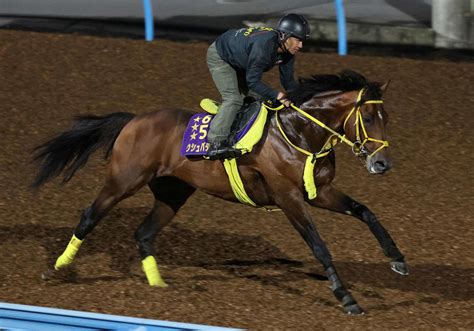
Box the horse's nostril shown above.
[374,161,387,172]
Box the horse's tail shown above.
[31,112,136,189]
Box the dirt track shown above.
[1,30,473,330]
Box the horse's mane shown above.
[287,70,382,106]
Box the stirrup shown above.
[207,144,242,160]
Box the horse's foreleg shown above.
[310,185,408,275]
[135,176,195,287]
[275,190,364,315]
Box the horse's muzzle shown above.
[366,156,392,174]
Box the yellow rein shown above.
[267,88,389,159]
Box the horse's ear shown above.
[380,80,390,93]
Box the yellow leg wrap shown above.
[142,256,168,287]
[54,235,83,270]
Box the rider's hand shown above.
[277,92,291,108]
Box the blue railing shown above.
[335,0,348,55]
[140,0,348,55]
[143,0,154,41]
[0,302,242,331]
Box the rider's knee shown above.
[222,96,244,107]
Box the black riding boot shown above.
[207,141,242,160]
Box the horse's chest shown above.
[314,160,336,186]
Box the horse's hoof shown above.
[343,303,365,315]
[150,280,168,288]
[391,261,409,275]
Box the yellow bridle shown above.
[267,88,389,159]
[265,88,390,199]
[343,89,389,158]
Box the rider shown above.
[206,13,310,160]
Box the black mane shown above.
[287,70,382,106]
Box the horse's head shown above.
[286,70,393,175]
[342,82,391,174]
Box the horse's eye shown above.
[362,116,372,125]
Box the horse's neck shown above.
[275,93,353,153]
[300,91,356,130]
[275,105,334,154]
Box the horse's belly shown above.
[171,160,272,206]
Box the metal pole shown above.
[334,0,347,55]
[143,0,154,42]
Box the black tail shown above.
[31,112,136,189]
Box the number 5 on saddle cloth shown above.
[180,99,268,159]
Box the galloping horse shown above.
[32,70,408,315]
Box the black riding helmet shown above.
[277,13,310,42]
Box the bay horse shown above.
[32,70,408,315]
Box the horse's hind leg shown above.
[54,165,155,271]
[310,185,408,275]
[135,176,195,286]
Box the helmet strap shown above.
[278,31,289,52]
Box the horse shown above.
[31,70,408,315]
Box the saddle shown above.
[180,99,271,207]
[180,99,269,158]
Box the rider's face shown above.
[285,37,303,55]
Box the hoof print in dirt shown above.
[41,268,55,281]
[41,267,78,283]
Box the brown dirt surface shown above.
[1,30,473,330]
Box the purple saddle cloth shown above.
[180,102,261,157]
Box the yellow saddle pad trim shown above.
[200,98,219,115]
[223,159,257,207]
[234,104,268,154]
